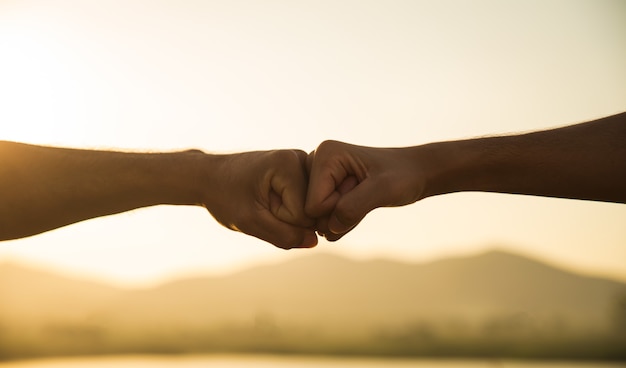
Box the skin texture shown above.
[305,111,626,241]
[204,150,317,249]
[305,144,424,241]
[1,112,624,247]
[0,143,316,249]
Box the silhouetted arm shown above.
[419,112,626,202]
[0,142,316,248]
[306,112,626,240]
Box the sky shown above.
[0,0,625,287]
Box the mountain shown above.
[1,250,625,359]
[101,250,624,334]
[0,262,122,323]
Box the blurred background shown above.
[1,0,625,363]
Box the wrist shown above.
[151,149,220,207]
[182,151,228,209]
[410,140,480,199]
[414,135,522,199]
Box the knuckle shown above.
[271,150,306,177]
[273,149,299,164]
[316,140,342,154]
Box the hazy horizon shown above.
[3,246,626,289]
[1,0,625,287]
[2,249,625,360]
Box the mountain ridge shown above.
[1,248,625,359]
[98,249,626,330]
[1,248,619,290]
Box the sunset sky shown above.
[1,0,625,287]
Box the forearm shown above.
[416,112,626,203]
[0,142,210,240]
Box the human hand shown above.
[305,140,425,241]
[202,149,317,249]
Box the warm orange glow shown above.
[0,1,624,289]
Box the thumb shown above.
[327,179,382,235]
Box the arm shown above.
[306,112,626,240]
[0,142,316,249]
[420,112,626,202]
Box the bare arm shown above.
[419,112,626,202]
[306,112,626,240]
[0,142,316,248]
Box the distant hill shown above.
[0,262,121,323]
[1,249,625,359]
